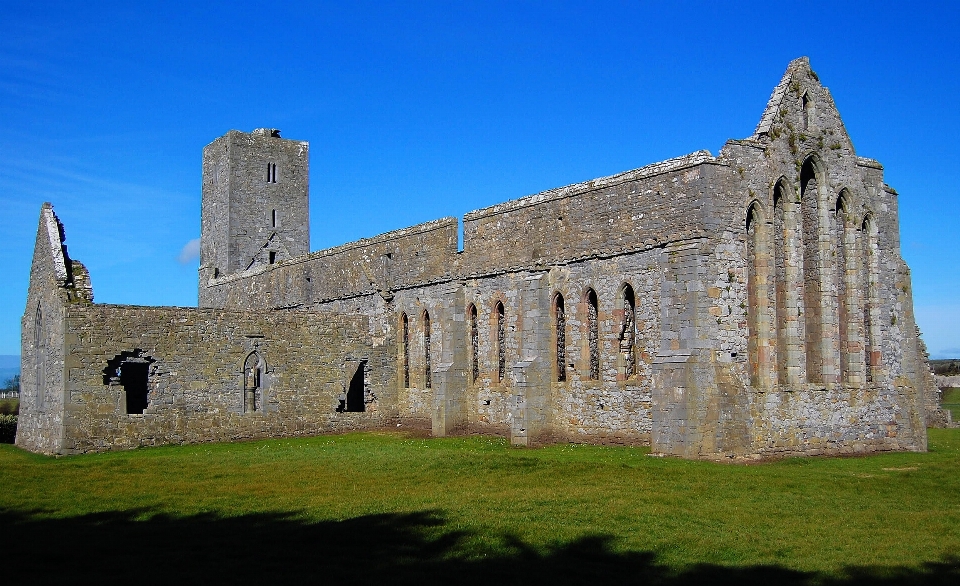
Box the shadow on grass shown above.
[1,508,956,585]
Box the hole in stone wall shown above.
[121,361,150,414]
[272,209,277,228]
[104,350,155,415]
[347,361,367,412]
[269,251,277,264]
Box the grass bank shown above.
[2,430,959,583]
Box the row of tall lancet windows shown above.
[398,284,640,388]
[553,285,638,383]
[746,158,880,389]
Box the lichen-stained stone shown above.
[18,57,942,457]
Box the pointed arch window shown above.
[747,202,773,388]
[862,216,880,382]
[555,293,566,382]
[495,301,506,382]
[835,192,861,384]
[586,289,600,380]
[619,284,637,378]
[400,313,410,388]
[801,92,813,130]
[243,352,265,413]
[800,158,825,383]
[468,304,479,384]
[423,311,432,389]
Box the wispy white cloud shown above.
[177,238,200,264]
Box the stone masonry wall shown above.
[58,304,393,454]
[17,204,93,454]
[200,218,460,311]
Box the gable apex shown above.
[753,57,816,138]
[39,202,69,285]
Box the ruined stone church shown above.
[18,58,942,458]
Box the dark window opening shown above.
[469,304,479,383]
[401,313,410,388]
[801,93,812,130]
[121,361,150,414]
[555,294,566,382]
[272,209,277,228]
[620,284,636,377]
[103,350,155,415]
[587,289,600,380]
[266,162,277,183]
[496,302,505,382]
[269,251,277,264]
[346,361,367,412]
[424,311,432,389]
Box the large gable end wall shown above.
[17,203,91,453]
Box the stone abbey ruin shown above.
[18,58,945,458]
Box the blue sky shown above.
[1,1,958,357]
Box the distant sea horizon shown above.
[0,355,20,386]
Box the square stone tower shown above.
[199,128,309,290]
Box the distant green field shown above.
[2,430,959,584]
[0,398,18,415]
[943,388,960,421]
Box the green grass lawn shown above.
[2,430,959,584]
[942,388,960,421]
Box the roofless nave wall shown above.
[17,57,947,458]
